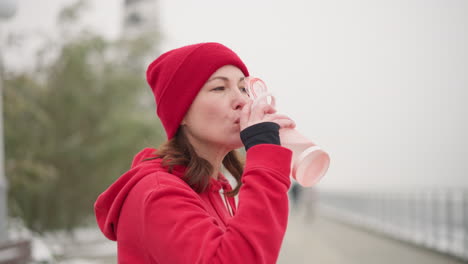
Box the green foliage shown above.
[3,11,163,232]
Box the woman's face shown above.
[181,65,250,150]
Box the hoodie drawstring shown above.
[222,191,233,217]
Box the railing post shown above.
[463,190,468,259]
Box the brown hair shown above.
[145,128,244,197]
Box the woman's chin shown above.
[222,138,244,151]
[232,143,244,150]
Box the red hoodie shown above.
[94,144,292,263]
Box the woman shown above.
[94,42,295,263]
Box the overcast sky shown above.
[3,0,467,191]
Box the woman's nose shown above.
[232,91,249,110]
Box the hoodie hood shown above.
[94,148,234,241]
[94,148,167,240]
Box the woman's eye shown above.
[212,86,225,91]
[240,87,248,94]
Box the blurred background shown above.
[0,0,467,263]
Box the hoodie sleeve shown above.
[141,144,292,264]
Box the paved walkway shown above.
[278,208,466,264]
[58,210,466,263]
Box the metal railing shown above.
[0,239,31,264]
[319,189,468,261]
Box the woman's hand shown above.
[239,99,296,131]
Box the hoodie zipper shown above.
[207,191,229,227]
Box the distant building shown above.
[123,0,159,39]
[122,0,160,108]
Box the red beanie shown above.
[146,42,249,139]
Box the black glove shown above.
[240,122,281,151]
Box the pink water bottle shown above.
[245,77,330,187]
